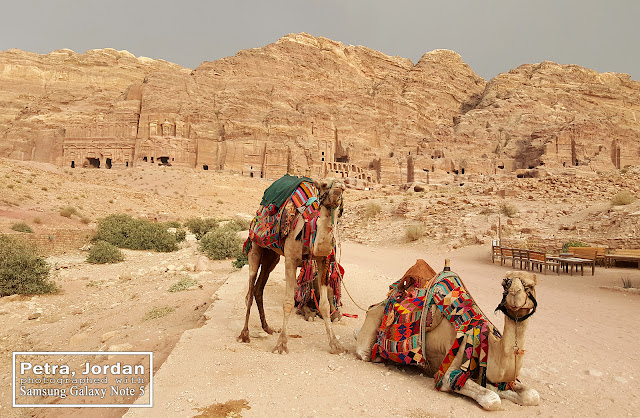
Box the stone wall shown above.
[5,229,94,256]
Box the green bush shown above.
[232,252,248,269]
[562,241,587,252]
[0,235,56,296]
[173,228,187,243]
[611,190,636,206]
[184,217,218,240]
[405,224,425,242]
[86,241,124,264]
[164,221,182,229]
[224,217,251,232]
[200,228,242,260]
[94,214,179,252]
[10,222,33,233]
[168,276,199,292]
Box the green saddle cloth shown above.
[260,174,313,209]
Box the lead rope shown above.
[513,318,524,384]
[333,202,367,313]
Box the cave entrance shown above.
[86,158,100,168]
[159,156,170,165]
[203,165,208,170]
[70,161,75,168]
[106,158,112,169]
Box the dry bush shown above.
[611,190,636,206]
[199,228,243,260]
[60,206,79,218]
[405,224,426,242]
[363,202,382,218]
[499,203,518,218]
[10,222,33,233]
[94,214,179,252]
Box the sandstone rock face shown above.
[1,34,639,184]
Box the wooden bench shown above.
[604,249,640,269]
[568,247,607,266]
[492,245,501,264]
[529,250,560,275]
[512,248,530,270]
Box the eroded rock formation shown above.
[1,33,639,184]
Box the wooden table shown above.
[547,256,595,276]
[604,254,640,269]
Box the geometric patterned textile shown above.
[372,269,505,391]
[371,277,430,366]
[246,180,320,253]
[424,271,502,390]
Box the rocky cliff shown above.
[1,33,639,183]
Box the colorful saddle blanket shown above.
[372,268,502,391]
[246,178,320,253]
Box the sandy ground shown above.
[120,243,640,418]
[2,158,640,417]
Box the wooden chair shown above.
[491,245,501,264]
[529,250,560,275]
[500,247,515,267]
[512,248,530,270]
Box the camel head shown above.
[314,178,345,217]
[495,271,538,322]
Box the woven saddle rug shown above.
[372,269,502,391]
[245,179,319,253]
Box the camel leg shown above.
[316,258,344,354]
[354,302,384,361]
[441,369,502,411]
[255,249,280,334]
[492,381,540,406]
[272,256,299,354]
[238,244,262,343]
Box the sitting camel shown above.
[238,178,345,354]
[355,261,539,411]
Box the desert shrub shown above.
[10,222,33,233]
[142,306,175,321]
[33,217,42,224]
[60,206,79,218]
[168,276,199,292]
[0,235,56,296]
[363,202,382,218]
[86,241,124,264]
[80,216,91,224]
[232,252,248,269]
[173,228,187,243]
[405,224,426,242]
[199,228,242,260]
[611,190,636,206]
[184,217,218,240]
[94,214,178,252]
[224,217,250,232]
[562,241,587,252]
[164,221,182,228]
[499,203,518,218]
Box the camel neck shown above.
[313,204,336,257]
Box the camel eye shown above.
[502,279,511,288]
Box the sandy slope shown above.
[124,243,640,418]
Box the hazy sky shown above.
[2,0,639,81]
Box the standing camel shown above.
[238,178,345,354]
[355,264,539,410]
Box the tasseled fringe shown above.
[449,369,471,391]
[242,238,252,255]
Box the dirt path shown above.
[122,243,640,417]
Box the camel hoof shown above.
[329,339,345,354]
[272,343,289,354]
[237,330,250,343]
[478,391,502,411]
[355,349,371,362]
[520,388,540,406]
[263,326,277,335]
[331,309,342,322]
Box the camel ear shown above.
[314,179,328,190]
